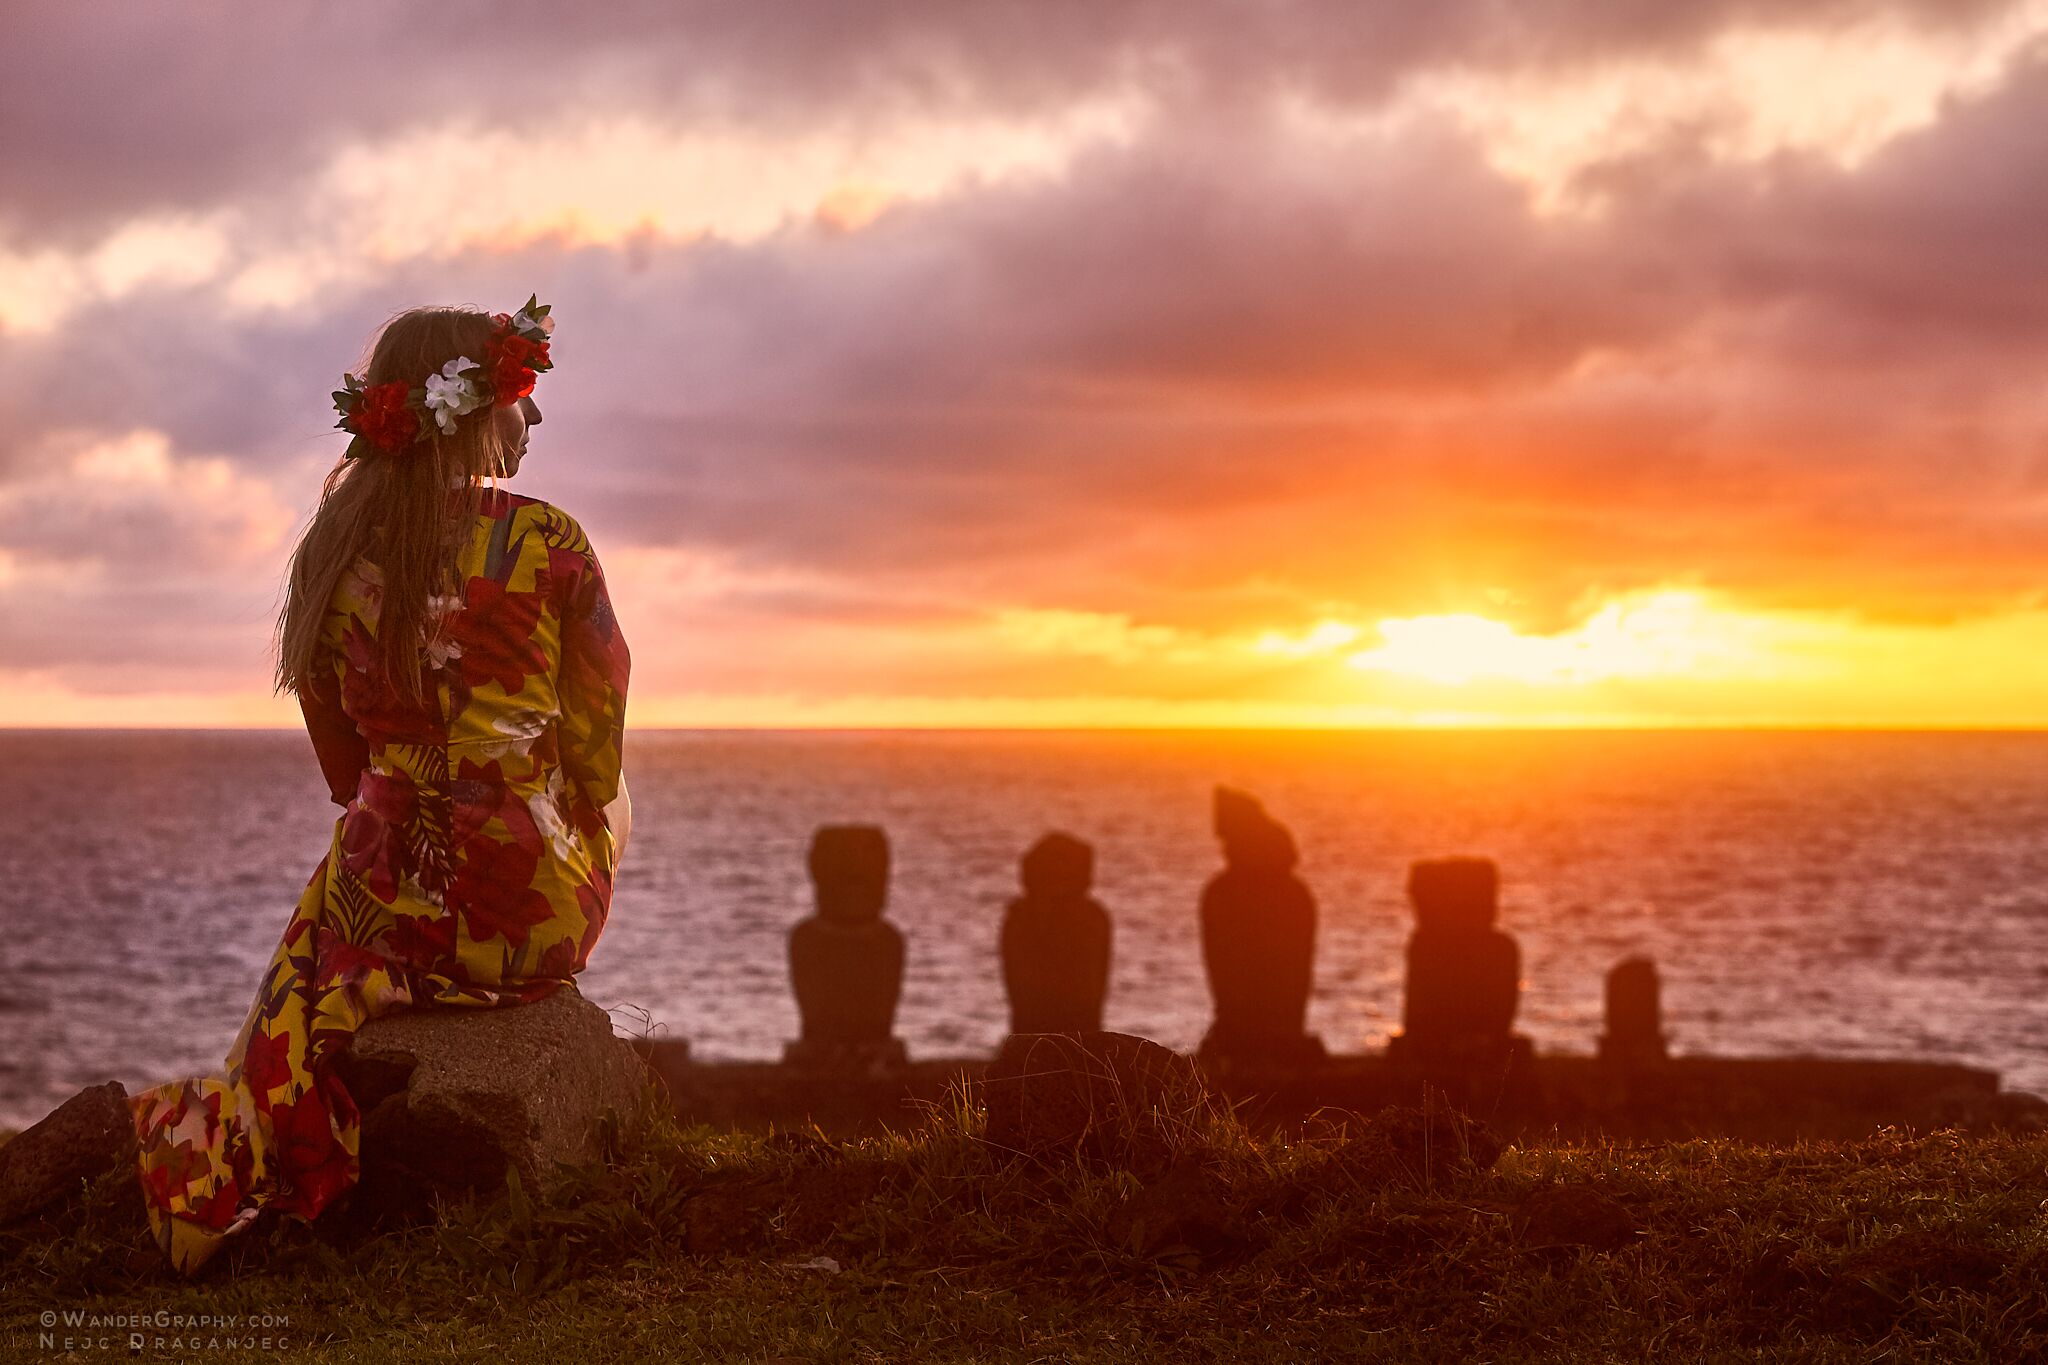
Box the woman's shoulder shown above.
[478,489,597,551]
[477,487,570,524]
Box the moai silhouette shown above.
[1198,787,1325,1066]
[1001,832,1113,1035]
[1396,856,1521,1065]
[1600,955,1667,1063]
[785,824,907,1071]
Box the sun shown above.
[1346,591,1749,687]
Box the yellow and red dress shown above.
[129,488,630,1273]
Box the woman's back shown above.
[298,487,630,988]
[309,491,623,769]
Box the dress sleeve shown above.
[298,660,369,807]
[555,537,631,809]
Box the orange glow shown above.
[1348,593,1758,687]
[17,585,2048,730]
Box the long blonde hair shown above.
[275,307,513,704]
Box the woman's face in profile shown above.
[491,395,543,477]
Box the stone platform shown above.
[632,1040,2037,1142]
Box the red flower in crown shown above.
[491,355,539,406]
[332,295,554,455]
[496,333,543,366]
[484,304,553,407]
[350,381,420,452]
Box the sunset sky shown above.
[5,1,2048,728]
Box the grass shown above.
[3,1087,2045,1363]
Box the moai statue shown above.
[1395,857,1521,1066]
[1599,955,1667,1063]
[1001,832,1113,1036]
[1198,787,1326,1066]
[785,824,907,1071]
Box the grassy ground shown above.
[3,1093,2045,1363]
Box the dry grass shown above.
[3,1080,2045,1362]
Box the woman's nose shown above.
[522,397,543,426]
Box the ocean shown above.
[2,728,2044,1129]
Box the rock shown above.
[981,1031,1209,1169]
[0,1080,135,1225]
[787,1255,841,1272]
[334,985,646,1213]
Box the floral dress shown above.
[129,489,630,1274]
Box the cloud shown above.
[5,3,2048,721]
[0,102,1140,335]
[1424,1,2048,207]
[0,430,293,568]
[4,1,2024,244]
[524,52,2048,628]
[0,431,295,687]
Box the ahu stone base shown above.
[634,1040,2034,1144]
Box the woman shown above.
[128,299,631,1274]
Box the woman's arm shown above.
[298,665,369,807]
[551,510,632,815]
[604,771,633,869]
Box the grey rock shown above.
[0,1080,134,1225]
[334,985,647,1212]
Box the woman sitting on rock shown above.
[128,299,632,1273]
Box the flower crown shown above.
[332,296,556,459]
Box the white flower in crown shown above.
[512,309,554,338]
[421,357,485,434]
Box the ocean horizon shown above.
[4,726,2045,1128]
